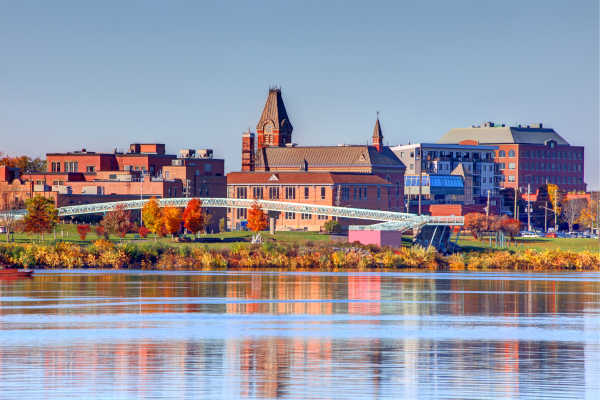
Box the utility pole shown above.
[513,187,518,220]
[554,189,558,232]
[527,183,531,231]
[544,201,548,232]
[486,190,491,218]
[418,144,422,215]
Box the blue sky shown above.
[1,1,598,189]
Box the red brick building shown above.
[237,88,406,231]
[227,172,392,231]
[16,144,227,232]
[437,123,586,193]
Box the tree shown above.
[163,205,182,240]
[23,195,58,243]
[77,224,92,240]
[202,211,214,234]
[0,181,26,243]
[95,225,109,239]
[488,214,507,233]
[501,218,522,239]
[101,203,132,243]
[138,226,149,238]
[323,220,341,234]
[464,212,487,239]
[182,198,203,238]
[0,153,46,172]
[562,198,586,232]
[579,192,599,234]
[247,201,268,233]
[219,217,226,233]
[142,197,163,241]
[547,183,565,217]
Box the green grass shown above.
[3,224,332,250]
[452,235,600,253]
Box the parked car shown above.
[521,232,539,238]
[545,233,558,238]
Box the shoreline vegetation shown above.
[0,239,598,271]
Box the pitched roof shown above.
[450,164,472,176]
[372,119,383,139]
[260,146,405,169]
[256,88,293,131]
[227,172,393,185]
[437,127,570,146]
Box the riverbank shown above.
[0,240,597,270]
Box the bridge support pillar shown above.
[270,217,275,235]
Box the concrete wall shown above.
[348,230,404,247]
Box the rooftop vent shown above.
[530,123,543,129]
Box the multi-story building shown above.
[390,142,502,206]
[436,122,586,192]
[234,88,406,230]
[18,144,226,232]
[227,172,392,231]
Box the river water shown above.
[0,270,598,399]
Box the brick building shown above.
[236,88,406,230]
[227,172,392,231]
[437,122,586,193]
[16,144,226,233]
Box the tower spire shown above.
[372,114,384,153]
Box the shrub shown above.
[95,226,109,239]
[323,220,342,234]
[77,225,92,241]
[138,226,149,238]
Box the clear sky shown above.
[1,1,598,189]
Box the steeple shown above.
[256,86,293,148]
[372,112,384,153]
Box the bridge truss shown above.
[55,197,463,231]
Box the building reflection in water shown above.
[0,271,596,399]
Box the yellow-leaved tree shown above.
[142,197,163,242]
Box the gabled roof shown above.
[259,146,405,169]
[373,119,383,139]
[256,88,293,131]
[227,172,393,185]
[451,164,472,176]
[437,127,570,146]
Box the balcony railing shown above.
[472,169,482,175]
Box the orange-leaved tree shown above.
[247,201,268,233]
[182,198,203,238]
[464,212,487,239]
[77,224,92,241]
[163,205,182,241]
[501,218,522,239]
[101,203,132,243]
[142,197,163,242]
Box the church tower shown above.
[256,86,293,148]
[372,114,384,153]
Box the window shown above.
[64,162,78,172]
[301,213,311,220]
[205,188,209,196]
[508,150,515,158]
[377,187,381,201]
[87,166,95,172]
[204,164,212,172]
[353,187,357,200]
[168,188,171,197]
[304,187,309,200]
[557,151,561,159]
[508,175,515,182]
[196,170,199,176]
[520,150,524,157]
[364,187,367,201]
[51,162,60,172]
[269,187,279,200]
[318,214,328,220]
[253,187,263,199]
[285,212,295,220]
[569,152,572,159]
[237,208,247,219]
[552,163,556,171]
[499,150,506,157]
[508,163,515,170]
[526,150,529,157]
[499,163,505,170]
[410,164,414,170]
[400,152,405,157]
[285,187,295,200]
[237,187,247,199]
[342,187,350,200]
[320,187,326,200]
[173,188,177,197]
[552,151,556,159]
[358,187,362,200]
[578,164,582,172]
[109,174,117,180]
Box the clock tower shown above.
[256,86,293,148]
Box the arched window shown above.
[395,180,400,196]
[499,150,506,157]
[508,150,515,158]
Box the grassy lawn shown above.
[4,224,332,249]
[452,234,600,253]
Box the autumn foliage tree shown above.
[182,198,203,238]
[163,205,182,241]
[138,226,149,238]
[464,213,488,239]
[142,197,163,241]
[23,195,59,243]
[77,224,92,240]
[501,218,522,239]
[247,201,268,233]
[101,203,132,243]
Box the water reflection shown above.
[0,270,598,399]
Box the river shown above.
[0,270,598,399]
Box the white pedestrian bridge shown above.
[52,198,464,233]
